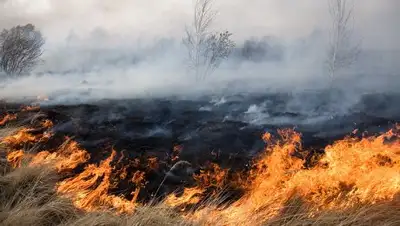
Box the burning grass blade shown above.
[0,114,17,126]
[0,106,399,225]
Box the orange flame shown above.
[6,150,26,168]
[29,139,90,173]
[164,187,206,210]
[1,128,38,146]
[1,109,399,223]
[57,149,144,214]
[41,119,54,128]
[0,114,17,126]
[190,128,400,224]
[164,163,230,208]
[21,105,40,112]
[194,163,229,190]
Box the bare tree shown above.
[183,0,235,80]
[326,0,360,87]
[0,24,45,77]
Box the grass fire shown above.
[0,97,399,226]
[1,1,399,225]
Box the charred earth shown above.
[1,90,399,210]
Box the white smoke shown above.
[0,0,399,103]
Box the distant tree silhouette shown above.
[0,24,45,76]
[326,0,360,87]
[183,0,235,80]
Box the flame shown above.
[56,149,143,214]
[1,128,39,146]
[41,119,54,128]
[164,163,230,209]
[190,128,400,224]
[164,187,206,209]
[194,163,229,191]
[21,105,40,112]
[0,113,17,126]
[1,107,399,224]
[29,139,90,173]
[6,150,26,168]
[2,126,142,213]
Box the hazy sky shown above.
[0,0,399,105]
[1,0,399,50]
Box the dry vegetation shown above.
[0,153,193,226]
[0,122,399,226]
[0,159,398,226]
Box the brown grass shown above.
[0,158,195,226]
[0,164,79,226]
[0,159,398,226]
[0,125,399,226]
[262,195,400,226]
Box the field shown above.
[0,91,399,226]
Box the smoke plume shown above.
[0,0,399,104]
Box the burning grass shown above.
[0,163,194,226]
[0,106,399,226]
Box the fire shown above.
[1,106,399,224]
[6,150,25,168]
[41,119,54,128]
[163,162,245,214]
[29,139,90,173]
[191,128,400,224]
[163,162,231,209]
[0,113,17,126]
[56,149,143,214]
[164,187,206,209]
[21,105,40,112]
[194,163,229,190]
[3,127,145,213]
[1,128,39,146]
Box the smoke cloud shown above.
[0,0,399,104]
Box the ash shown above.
[1,90,399,202]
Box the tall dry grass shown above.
[0,149,195,226]
[0,125,399,226]
[191,192,400,226]
[1,161,397,226]
[263,195,400,226]
[0,163,78,226]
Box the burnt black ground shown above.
[1,90,399,203]
[41,91,400,164]
[3,91,400,166]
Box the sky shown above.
[1,0,399,50]
[0,0,399,103]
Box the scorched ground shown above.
[0,91,399,224]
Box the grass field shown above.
[0,121,399,226]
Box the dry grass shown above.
[63,206,196,226]
[262,195,400,226]
[0,125,399,226]
[0,165,79,226]
[0,158,195,226]
[1,162,398,226]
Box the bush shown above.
[0,24,45,77]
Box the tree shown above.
[326,0,360,87]
[183,0,235,80]
[0,24,45,76]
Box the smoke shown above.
[0,0,399,105]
